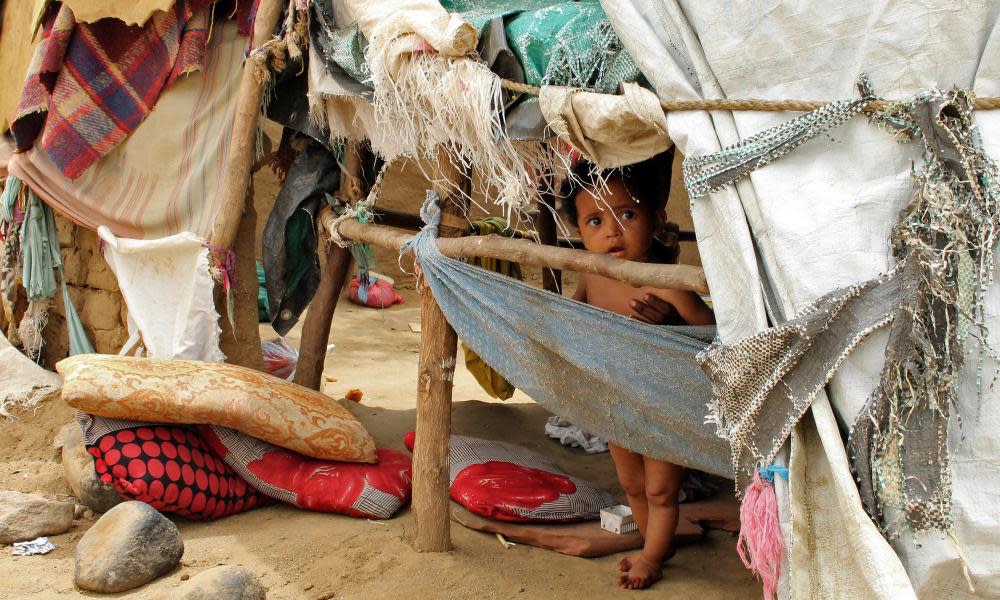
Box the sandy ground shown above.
[0,281,757,599]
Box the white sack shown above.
[98,228,224,363]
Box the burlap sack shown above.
[58,355,377,463]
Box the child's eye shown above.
[621,210,636,220]
[587,216,601,227]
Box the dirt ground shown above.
[0,278,757,599]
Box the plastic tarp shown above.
[602,2,1000,598]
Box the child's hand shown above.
[629,294,679,325]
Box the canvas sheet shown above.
[603,2,1000,597]
[0,333,61,417]
[7,21,243,240]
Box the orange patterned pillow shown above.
[58,355,377,464]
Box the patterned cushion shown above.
[86,424,269,520]
[405,432,616,523]
[58,354,377,463]
[199,425,412,519]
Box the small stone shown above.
[169,565,266,600]
[180,574,191,581]
[74,504,86,519]
[0,491,75,544]
[83,509,95,520]
[75,501,184,593]
[59,423,125,513]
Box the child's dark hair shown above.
[560,155,667,225]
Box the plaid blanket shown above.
[11,0,213,180]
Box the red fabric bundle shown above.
[404,432,616,523]
[348,277,405,309]
[86,425,269,520]
[199,426,412,519]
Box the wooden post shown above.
[537,195,561,294]
[209,0,285,252]
[412,156,469,552]
[218,198,266,370]
[293,142,367,390]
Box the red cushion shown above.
[406,432,616,523]
[87,425,269,520]
[199,425,412,519]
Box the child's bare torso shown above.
[577,274,684,325]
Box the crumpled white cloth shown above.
[544,416,608,454]
[98,227,224,362]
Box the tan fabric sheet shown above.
[7,21,243,239]
[0,334,61,418]
[60,0,174,25]
[0,0,40,132]
[539,82,671,169]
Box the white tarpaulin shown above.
[601,2,999,598]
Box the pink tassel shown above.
[738,469,785,600]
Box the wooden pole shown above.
[537,196,562,294]
[209,0,285,251]
[322,216,710,295]
[293,142,367,390]
[218,197,266,370]
[412,156,469,552]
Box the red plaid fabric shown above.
[11,0,213,180]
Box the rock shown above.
[168,566,266,600]
[59,423,125,514]
[75,501,184,593]
[0,491,75,544]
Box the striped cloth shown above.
[8,21,244,239]
[11,0,213,180]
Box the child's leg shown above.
[619,458,683,590]
[608,443,648,534]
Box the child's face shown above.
[574,179,656,262]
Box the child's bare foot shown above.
[619,547,675,573]
[618,552,643,573]
[617,555,663,590]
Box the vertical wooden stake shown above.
[412,156,470,552]
[218,194,265,370]
[537,195,562,294]
[293,142,367,390]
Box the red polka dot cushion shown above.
[404,432,616,523]
[86,424,270,520]
[197,425,412,519]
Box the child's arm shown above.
[630,289,715,326]
[572,274,588,303]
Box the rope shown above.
[499,79,1000,112]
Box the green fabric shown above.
[317,0,643,92]
[461,217,521,400]
[442,0,644,92]
[256,262,270,322]
[16,184,94,355]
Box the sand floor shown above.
[0,286,758,599]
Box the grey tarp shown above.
[603,2,1000,598]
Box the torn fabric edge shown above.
[698,264,903,492]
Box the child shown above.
[568,166,714,590]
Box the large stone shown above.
[58,423,125,513]
[168,566,266,600]
[75,501,184,593]
[0,491,75,544]
[80,290,122,331]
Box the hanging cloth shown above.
[403,194,731,477]
[461,217,522,400]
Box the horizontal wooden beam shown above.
[321,212,709,295]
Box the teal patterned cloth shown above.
[311,0,644,92]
